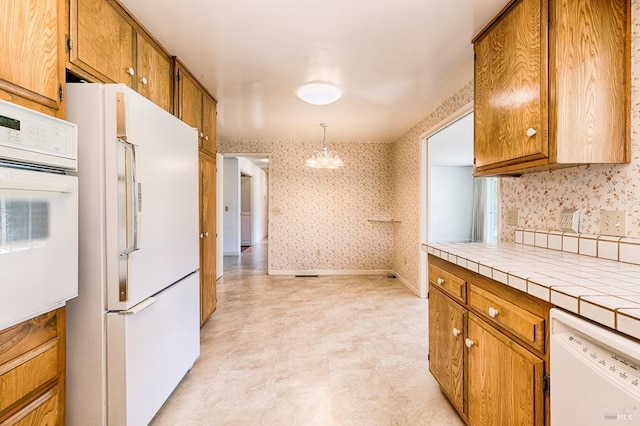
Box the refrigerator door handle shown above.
[117,297,157,315]
[117,138,140,302]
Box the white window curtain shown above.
[471,177,498,243]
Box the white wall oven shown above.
[0,100,78,331]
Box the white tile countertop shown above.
[424,236,640,341]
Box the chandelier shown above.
[305,123,344,169]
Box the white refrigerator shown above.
[65,83,200,425]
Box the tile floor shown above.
[151,241,463,425]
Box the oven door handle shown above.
[0,179,74,193]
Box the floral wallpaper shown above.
[217,140,394,272]
[500,0,640,242]
[391,81,474,293]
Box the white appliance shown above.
[65,83,200,426]
[0,100,78,331]
[551,308,640,425]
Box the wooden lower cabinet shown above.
[428,255,550,425]
[0,308,66,425]
[467,313,544,426]
[428,284,466,417]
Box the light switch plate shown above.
[560,209,579,233]
[601,210,627,237]
[505,209,518,226]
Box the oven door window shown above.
[1,199,49,245]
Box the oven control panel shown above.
[0,100,77,171]
[559,328,640,398]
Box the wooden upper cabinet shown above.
[176,66,203,130]
[136,33,173,113]
[201,95,217,154]
[175,61,217,153]
[473,0,630,176]
[0,0,66,117]
[68,0,174,111]
[69,0,135,86]
[474,0,547,171]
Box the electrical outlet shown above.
[505,209,518,226]
[560,209,579,233]
[601,210,627,237]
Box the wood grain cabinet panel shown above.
[0,0,65,117]
[200,153,217,324]
[136,33,173,113]
[0,308,65,426]
[428,263,466,303]
[69,0,135,87]
[428,255,550,425]
[467,314,544,426]
[175,61,218,325]
[428,284,466,419]
[473,0,630,176]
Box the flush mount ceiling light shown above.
[297,81,342,105]
[306,123,344,169]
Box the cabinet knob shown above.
[465,338,475,348]
[436,277,445,285]
[452,328,461,337]
[488,307,499,318]
[526,128,537,138]
[204,232,209,237]
[126,67,135,76]
[199,132,204,138]
[140,77,148,85]
[204,135,209,141]
[199,233,204,239]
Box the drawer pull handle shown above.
[436,277,445,285]
[452,328,461,337]
[526,127,537,137]
[465,338,475,348]
[488,307,499,318]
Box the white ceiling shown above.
[119,0,508,144]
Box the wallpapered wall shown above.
[501,0,640,242]
[390,81,474,292]
[217,141,394,273]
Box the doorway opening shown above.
[419,105,499,296]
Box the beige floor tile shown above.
[150,240,464,426]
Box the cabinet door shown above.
[136,34,173,113]
[199,153,217,325]
[70,0,134,86]
[176,67,203,132]
[0,0,65,117]
[474,0,547,170]
[428,285,465,416]
[467,314,544,426]
[201,95,217,155]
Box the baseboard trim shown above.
[269,269,391,276]
[390,271,421,297]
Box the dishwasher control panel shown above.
[558,327,640,398]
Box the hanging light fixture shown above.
[305,123,344,169]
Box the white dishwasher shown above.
[551,308,640,425]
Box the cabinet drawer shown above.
[0,340,58,413]
[0,311,59,367]
[468,285,545,352]
[0,385,59,426]
[429,264,466,303]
